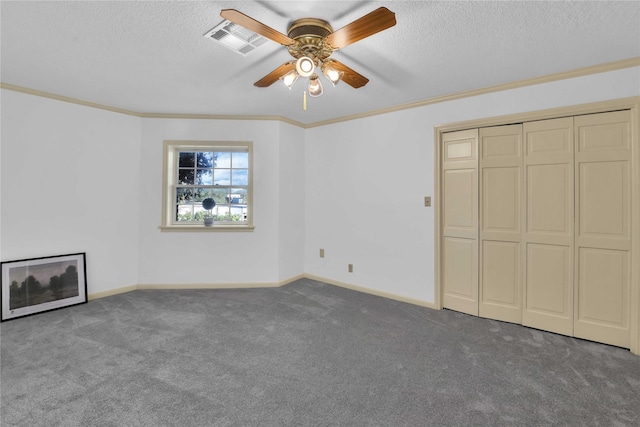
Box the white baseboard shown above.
[304,274,438,310]
[136,282,282,290]
[87,273,437,311]
[88,285,137,300]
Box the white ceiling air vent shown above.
[204,19,268,56]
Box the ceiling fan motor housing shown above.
[287,18,335,62]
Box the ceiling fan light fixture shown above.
[308,74,323,97]
[280,69,299,89]
[321,62,344,87]
[296,56,315,77]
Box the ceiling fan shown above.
[219,7,396,96]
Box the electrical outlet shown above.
[348,264,353,273]
[320,248,325,258]
[424,196,432,207]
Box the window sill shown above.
[159,225,255,232]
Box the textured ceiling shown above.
[1,1,639,125]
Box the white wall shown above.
[137,118,305,285]
[2,66,638,300]
[305,66,640,304]
[277,122,306,282]
[0,94,306,294]
[0,89,141,295]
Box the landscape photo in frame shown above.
[1,253,87,321]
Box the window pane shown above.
[176,188,194,203]
[229,205,247,222]
[196,169,212,185]
[232,152,248,168]
[179,152,195,168]
[194,188,212,202]
[197,152,214,168]
[231,169,248,186]
[193,206,207,221]
[215,152,231,168]
[214,169,230,185]
[214,205,230,220]
[178,169,194,185]
[176,204,195,222]
[176,188,195,222]
[212,188,229,205]
[228,188,247,204]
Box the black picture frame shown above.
[1,252,87,321]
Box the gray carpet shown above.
[1,278,639,426]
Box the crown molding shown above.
[304,56,640,128]
[139,112,305,128]
[0,82,307,127]
[0,82,141,116]
[2,57,638,128]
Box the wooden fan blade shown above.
[325,7,396,49]
[254,62,296,87]
[329,60,369,88]
[220,9,295,46]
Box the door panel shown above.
[482,241,520,306]
[442,129,479,316]
[443,169,477,237]
[526,124,572,161]
[579,161,629,238]
[483,134,521,158]
[577,114,629,152]
[445,139,475,161]
[482,167,520,235]
[443,237,478,315]
[574,110,631,348]
[522,117,574,335]
[527,164,571,238]
[478,125,522,323]
[525,243,573,335]
[578,248,628,326]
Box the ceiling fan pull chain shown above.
[303,91,307,111]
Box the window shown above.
[162,141,253,231]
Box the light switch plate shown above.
[425,196,432,207]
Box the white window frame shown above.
[161,140,254,232]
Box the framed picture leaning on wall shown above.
[1,252,87,321]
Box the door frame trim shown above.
[434,96,640,354]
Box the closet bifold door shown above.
[442,129,479,316]
[478,125,523,323]
[522,117,574,336]
[574,110,632,348]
